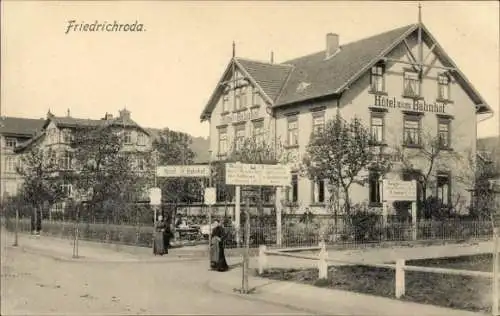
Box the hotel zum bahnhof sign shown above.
[373,95,446,114]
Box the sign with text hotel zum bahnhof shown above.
[373,95,446,113]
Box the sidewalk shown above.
[2,228,490,315]
[207,266,486,316]
[2,230,208,263]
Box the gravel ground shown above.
[0,242,303,315]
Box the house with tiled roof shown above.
[12,109,155,208]
[200,22,493,215]
[1,116,45,199]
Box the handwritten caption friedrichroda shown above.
[65,20,146,34]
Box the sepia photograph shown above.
[1,1,499,315]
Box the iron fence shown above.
[1,201,494,250]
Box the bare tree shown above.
[303,115,392,215]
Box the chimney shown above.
[66,109,71,117]
[270,51,274,64]
[325,33,339,59]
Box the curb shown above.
[205,277,322,315]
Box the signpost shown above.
[225,163,291,186]
[382,180,418,240]
[204,186,216,267]
[225,163,291,294]
[157,165,210,178]
[149,187,162,254]
[489,179,500,316]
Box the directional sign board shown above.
[204,187,216,206]
[149,187,162,205]
[225,163,291,186]
[490,179,500,230]
[157,165,210,178]
[383,180,417,201]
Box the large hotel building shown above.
[200,23,493,215]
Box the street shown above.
[1,241,302,315]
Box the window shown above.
[240,86,248,108]
[234,124,246,151]
[312,179,325,204]
[222,93,229,113]
[5,156,17,172]
[252,120,264,145]
[5,138,17,149]
[312,112,325,135]
[218,127,228,155]
[370,64,385,92]
[370,113,385,144]
[62,130,73,143]
[368,170,381,204]
[437,74,450,100]
[137,133,146,146]
[403,71,420,97]
[252,88,260,107]
[437,118,451,149]
[287,174,298,203]
[234,88,241,111]
[287,117,299,146]
[124,131,132,144]
[436,173,451,206]
[61,183,73,198]
[60,151,73,170]
[403,115,421,146]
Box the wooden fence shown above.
[257,237,500,316]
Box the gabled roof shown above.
[275,24,417,106]
[0,116,45,137]
[235,58,293,102]
[200,23,493,120]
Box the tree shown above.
[153,128,202,221]
[303,115,392,215]
[72,126,153,223]
[16,146,66,232]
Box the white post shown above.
[275,187,282,247]
[411,201,417,241]
[235,185,241,248]
[318,241,328,279]
[492,228,499,316]
[395,259,406,298]
[258,245,267,275]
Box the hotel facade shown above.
[200,23,493,215]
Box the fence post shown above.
[275,187,282,247]
[395,259,405,298]
[13,207,19,247]
[318,240,328,279]
[258,245,267,275]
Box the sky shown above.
[1,1,499,139]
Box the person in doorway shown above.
[210,220,229,272]
[153,215,167,256]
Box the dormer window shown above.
[370,63,385,93]
[403,71,420,97]
[437,73,450,100]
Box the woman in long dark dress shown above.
[210,220,229,272]
[154,215,167,256]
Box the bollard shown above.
[318,240,328,279]
[395,259,406,298]
[258,245,267,275]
